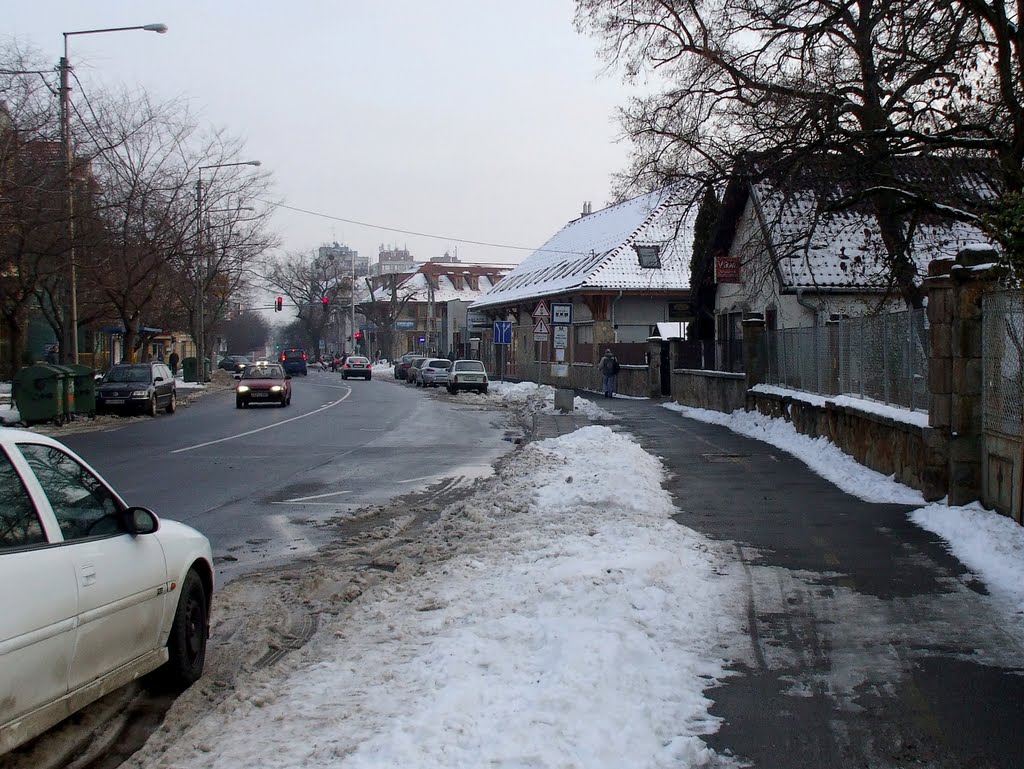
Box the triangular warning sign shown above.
[532,300,550,318]
[533,318,550,334]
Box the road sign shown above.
[493,320,512,345]
[551,303,573,324]
[531,300,549,318]
[533,318,550,335]
[553,325,568,349]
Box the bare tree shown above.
[359,273,416,359]
[575,0,994,306]
[263,250,349,354]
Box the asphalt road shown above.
[60,368,515,583]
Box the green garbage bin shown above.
[67,363,97,417]
[12,364,65,425]
[182,356,198,383]
[49,364,77,422]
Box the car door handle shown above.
[80,563,97,587]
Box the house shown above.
[363,259,511,357]
[469,187,694,378]
[694,156,999,349]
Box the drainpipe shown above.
[795,288,820,324]
[611,290,624,342]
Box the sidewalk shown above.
[558,391,1024,769]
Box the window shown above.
[0,449,46,550]
[633,244,661,269]
[18,444,122,542]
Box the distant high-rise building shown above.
[317,242,368,277]
[372,245,417,276]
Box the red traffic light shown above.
[354,331,363,340]
[275,296,283,312]
[321,297,329,312]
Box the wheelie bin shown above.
[182,356,198,383]
[12,364,65,425]
[67,363,97,417]
[50,364,76,422]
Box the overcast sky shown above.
[8,1,633,267]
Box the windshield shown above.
[103,366,150,384]
[243,366,284,379]
[455,361,485,372]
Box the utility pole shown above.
[350,253,356,353]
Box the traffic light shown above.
[321,297,329,312]
[275,296,283,312]
[354,331,363,341]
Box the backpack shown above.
[611,358,620,375]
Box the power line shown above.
[260,199,589,256]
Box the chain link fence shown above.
[763,309,929,411]
[982,291,1024,438]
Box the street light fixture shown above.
[195,160,261,380]
[60,22,168,364]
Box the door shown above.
[16,443,168,692]
[660,341,671,396]
[0,448,78,728]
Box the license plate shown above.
[251,392,269,398]
[462,376,480,382]
[105,399,125,405]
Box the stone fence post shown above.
[742,313,766,391]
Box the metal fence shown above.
[762,309,929,411]
[675,339,744,373]
[982,291,1024,438]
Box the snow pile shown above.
[136,425,745,769]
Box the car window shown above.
[455,361,485,372]
[348,357,369,364]
[245,366,283,379]
[427,359,451,368]
[18,444,122,542]
[0,448,47,549]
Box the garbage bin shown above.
[49,364,77,422]
[12,364,65,425]
[66,363,97,417]
[182,356,198,383]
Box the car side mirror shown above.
[154,376,164,383]
[285,374,292,380]
[120,506,160,536]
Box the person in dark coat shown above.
[598,349,620,398]
[168,350,180,377]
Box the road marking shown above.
[170,391,351,454]
[281,490,353,503]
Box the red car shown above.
[236,363,292,407]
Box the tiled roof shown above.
[362,264,509,304]
[472,187,693,310]
[749,156,998,289]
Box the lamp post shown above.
[195,160,260,380]
[60,23,168,364]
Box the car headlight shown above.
[237,385,250,393]
[270,385,282,392]
[130,390,149,398]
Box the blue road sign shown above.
[494,321,512,345]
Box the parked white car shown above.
[0,428,214,755]
[447,359,490,394]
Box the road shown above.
[2,368,517,769]
[60,367,515,583]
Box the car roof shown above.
[0,427,63,446]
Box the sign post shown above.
[531,301,550,387]
[493,320,512,382]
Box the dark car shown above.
[341,355,372,380]
[96,362,177,416]
[279,348,308,376]
[236,363,292,408]
[218,354,251,374]
[393,352,420,380]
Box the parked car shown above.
[405,357,429,385]
[393,352,420,380]
[217,354,251,373]
[447,359,490,394]
[341,355,372,380]
[279,348,308,376]
[417,358,453,388]
[236,363,292,408]
[96,362,177,416]
[0,428,214,755]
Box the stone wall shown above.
[671,369,746,413]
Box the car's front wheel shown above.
[166,392,177,414]
[236,399,245,409]
[148,395,158,417]
[161,568,208,687]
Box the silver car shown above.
[416,358,452,387]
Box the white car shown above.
[447,359,489,394]
[416,358,452,388]
[0,428,214,755]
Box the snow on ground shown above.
[128,425,748,769]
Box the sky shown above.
[4,375,1015,768]
[6,1,633,268]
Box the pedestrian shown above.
[598,348,620,398]
[168,350,180,377]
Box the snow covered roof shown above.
[362,264,510,304]
[746,156,998,290]
[472,187,693,310]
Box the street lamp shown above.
[195,160,261,380]
[61,22,168,364]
